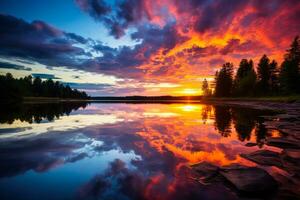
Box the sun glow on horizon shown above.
[180,88,201,95]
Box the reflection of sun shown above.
[180,105,199,112]
[181,88,199,95]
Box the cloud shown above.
[0,61,31,71]
[0,14,94,69]
[31,73,60,79]
[64,82,111,90]
[76,0,150,38]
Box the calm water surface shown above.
[0,103,282,200]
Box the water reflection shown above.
[0,103,281,200]
[214,106,274,146]
[0,102,88,124]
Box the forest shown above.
[211,36,300,97]
[0,73,89,101]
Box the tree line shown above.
[209,36,300,97]
[0,73,89,101]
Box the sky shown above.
[0,0,299,96]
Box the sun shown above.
[181,88,200,95]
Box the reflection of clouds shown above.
[78,159,147,200]
[143,112,179,118]
[77,159,237,200]
[0,114,123,140]
[0,130,141,178]
[0,103,281,199]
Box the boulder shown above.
[220,165,277,193]
[240,150,283,168]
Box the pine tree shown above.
[202,78,209,96]
[257,55,271,94]
[214,63,234,97]
[279,36,300,94]
[233,59,256,96]
[269,60,279,94]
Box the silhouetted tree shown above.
[214,62,234,97]
[257,54,271,94]
[269,60,279,94]
[21,75,33,96]
[233,59,256,96]
[0,73,22,100]
[279,36,300,94]
[202,78,210,96]
[33,76,43,96]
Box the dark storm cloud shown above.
[194,0,247,33]
[173,0,248,32]
[0,61,32,71]
[181,45,218,58]
[0,14,89,68]
[132,23,187,55]
[219,39,241,55]
[175,0,300,41]
[208,58,226,67]
[0,14,126,77]
[0,14,187,80]
[220,39,269,56]
[78,23,186,79]
[76,0,149,38]
[65,32,89,44]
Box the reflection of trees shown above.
[255,118,271,148]
[201,105,212,124]
[231,107,256,142]
[214,106,232,137]
[214,105,275,145]
[0,102,88,124]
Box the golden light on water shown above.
[180,105,199,112]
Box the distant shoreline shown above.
[1,95,299,104]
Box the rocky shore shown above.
[191,101,300,199]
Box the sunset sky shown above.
[0,0,299,96]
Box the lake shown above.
[0,102,284,200]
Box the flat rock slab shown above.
[245,142,257,147]
[190,162,221,183]
[191,162,219,177]
[220,165,277,193]
[191,162,277,194]
[281,149,300,173]
[240,150,283,168]
[267,137,300,149]
[283,149,300,160]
